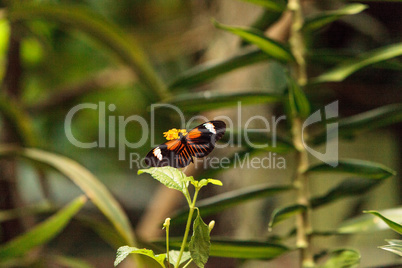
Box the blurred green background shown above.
[0,0,401,267]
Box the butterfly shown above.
[145,120,226,168]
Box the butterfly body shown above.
[145,121,226,168]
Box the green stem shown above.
[165,220,171,268]
[174,189,199,268]
[288,0,314,267]
[182,259,193,268]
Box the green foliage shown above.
[307,159,396,179]
[303,4,368,32]
[364,210,402,234]
[114,246,167,267]
[138,167,192,195]
[379,240,402,257]
[188,210,211,268]
[269,204,307,230]
[8,3,168,100]
[159,91,283,113]
[0,0,400,267]
[0,196,87,262]
[0,146,136,247]
[320,249,360,268]
[337,207,402,234]
[168,49,270,90]
[213,20,295,62]
[312,42,402,83]
[172,185,293,224]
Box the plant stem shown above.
[175,189,199,268]
[165,220,171,268]
[288,0,314,267]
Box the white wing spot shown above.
[153,147,163,160]
[204,122,216,134]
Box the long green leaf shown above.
[153,238,289,259]
[158,91,283,113]
[311,104,402,145]
[310,178,382,208]
[379,240,402,257]
[269,204,307,230]
[213,20,294,62]
[172,184,293,224]
[0,146,135,247]
[321,249,360,268]
[168,49,270,90]
[308,49,402,71]
[0,195,87,261]
[312,42,402,83]
[303,4,368,32]
[8,4,168,100]
[307,159,396,179]
[364,210,402,234]
[238,0,286,12]
[286,75,311,118]
[337,207,402,234]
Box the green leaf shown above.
[168,250,191,266]
[321,249,360,268]
[337,207,402,234]
[311,104,402,145]
[307,159,396,179]
[172,184,293,224]
[303,4,368,32]
[312,43,402,83]
[0,195,87,261]
[168,49,270,90]
[364,210,402,234]
[189,211,211,267]
[153,238,289,259]
[210,239,288,259]
[213,20,294,62]
[269,204,307,230]
[8,4,168,100]
[309,49,402,71]
[238,0,286,12]
[114,246,166,267]
[0,146,136,247]
[194,179,223,188]
[138,167,191,194]
[310,178,382,208]
[158,91,283,112]
[379,240,402,257]
[287,75,311,118]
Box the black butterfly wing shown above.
[145,139,193,168]
[186,120,226,158]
